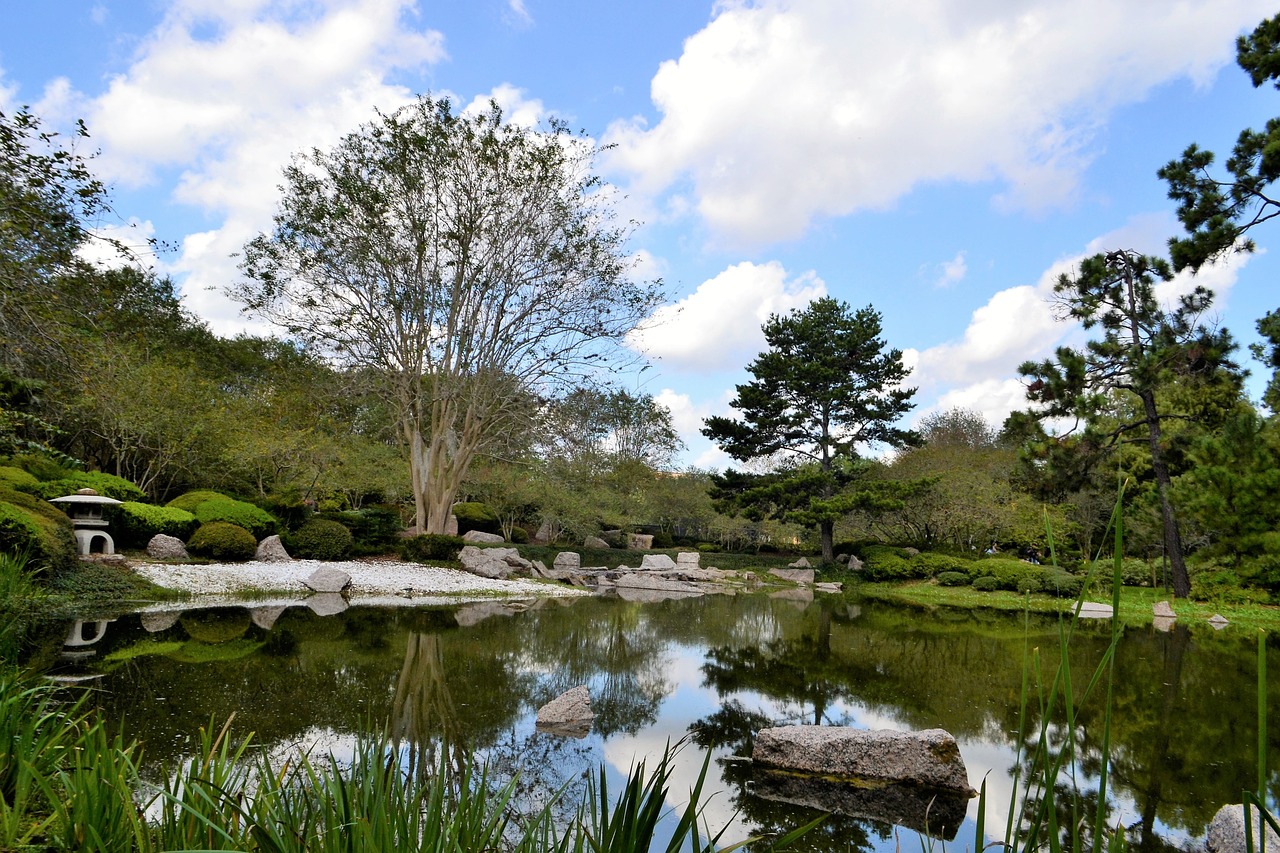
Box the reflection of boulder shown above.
[453,601,522,627]
[307,593,348,616]
[140,611,181,633]
[769,587,814,606]
[749,770,970,841]
[613,573,703,602]
[250,606,287,630]
[536,685,594,738]
[180,609,250,644]
[752,726,973,794]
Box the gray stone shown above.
[536,685,594,738]
[1154,600,1176,618]
[307,593,348,616]
[752,726,973,794]
[250,606,286,631]
[255,535,291,562]
[531,559,549,578]
[627,533,654,551]
[553,551,581,571]
[534,519,554,544]
[771,567,815,584]
[903,547,921,557]
[816,582,844,593]
[462,530,505,544]
[617,586,703,603]
[140,611,180,633]
[454,601,521,627]
[459,545,528,579]
[640,553,677,570]
[1210,613,1230,630]
[1207,803,1280,853]
[848,555,864,572]
[835,553,847,564]
[788,557,812,568]
[584,535,610,550]
[146,534,188,560]
[676,551,701,567]
[445,514,459,536]
[1077,601,1113,619]
[614,573,702,595]
[305,568,351,593]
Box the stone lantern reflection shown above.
[50,488,123,556]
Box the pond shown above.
[32,591,1280,852]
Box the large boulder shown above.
[553,551,581,571]
[627,533,654,551]
[771,567,815,584]
[752,726,973,794]
[146,534,189,560]
[583,535,610,550]
[255,534,291,562]
[676,551,701,568]
[305,568,351,593]
[458,545,531,579]
[1207,804,1280,853]
[536,685,594,738]
[462,530,505,544]
[640,553,676,570]
[788,557,812,568]
[1077,601,1114,619]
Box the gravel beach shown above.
[132,558,587,603]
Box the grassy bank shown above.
[855,578,1280,631]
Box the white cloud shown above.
[605,0,1271,245]
[462,83,547,127]
[504,0,533,27]
[78,218,158,270]
[65,0,446,336]
[935,251,968,288]
[627,260,826,371]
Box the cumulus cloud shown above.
[908,218,1254,431]
[462,83,547,126]
[934,251,968,288]
[504,0,533,28]
[68,0,447,335]
[605,0,1271,245]
[78,218,158,270]
[626,260,826,371]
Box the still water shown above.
[37,591,1280,851]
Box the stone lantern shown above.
[50,488,123,556]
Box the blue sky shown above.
[3,0,1278,468]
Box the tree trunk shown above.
[1140,388,1191,598]
[820,519,834,563]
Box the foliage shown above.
[111,501,198,549]
[317,506,402,555]
[237,94,661,535]
[166,490,230,513]
[44,561,147,601]
[184,496,277,540]
[703,297,918,561]
[540,387,684,471]
[937,570,971,587]
[187,521,258,562]
[27,471,145,502]
[290,518,354,561]
[972,575,1001,591]
[399,533,465,563]
[0,466,37,490]
[1018,249,1240,597]
[0,486,77,575]
[910,551,971,576]
[452,502,501,536]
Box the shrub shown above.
[509,526,530,545]
[317,507,401,555]
[187,522,257,562]
[452,502,500,536]
[191,498,277,540]
[0,486,77,575]
[399,534,464,563]
[696,542,721,553]
[861,553,914,581]
[937,571,971,587]
[1041,569,1083,598]
[291,519,353,561]
[652,531,675,550]
[112,502,198,549]
[1120,557,1156,588]
[910,552,969,577]
[973,575,1000,591]
[29,472,145,503]
[166,490,229,514]
[9,453,74,482]
[0,466,38,491]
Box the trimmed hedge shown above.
[973,576,1000,591]
[166,490,229,514]
[166,492,277,540]
[966,557,1083,598]
[112,502,198,549]
[28,471,145,503]
[453,502,500,536]
[937,571,971,587]
[0,486,78,575]
[0,466,38,491]
[291,519,353,561]
[399,534,464,563]
[187,522,258,562]
[909,552,971,577]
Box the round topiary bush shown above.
[508,526,530,545]
[291,518,353,560]
[187,521,258,562]
[973,575,1000,592]
[911,552,970,577]
[113,502,198,549]
[190,497,278,540]
[166,490,228,514]
[937,571,971,587]
[399,533,464,563]
[0,486,78,575]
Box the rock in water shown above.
[752,726,974,794]
[536,685,594,738]
[1207,803,1280,853]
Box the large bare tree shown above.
[236,96,660,533]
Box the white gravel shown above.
[132,558,586,603]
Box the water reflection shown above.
[35,593,1280,851]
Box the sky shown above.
[3,0,1279,469]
